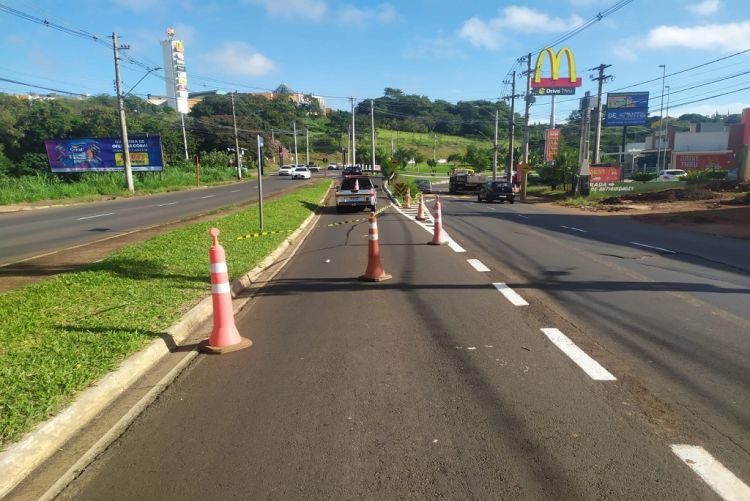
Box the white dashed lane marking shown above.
[157,202,178,207]
[76,212,114,221]
[492,283,529,306]
[230,189,241,193]
[540,328,616,381]
[671,445,750,500]
[516,214,530,219]
[467,259,490,272]
[201,195,216,199]
[560,225,588,233]
[630,241,676,254]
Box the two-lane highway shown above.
[436,194,750,489]
[0,174,324,265]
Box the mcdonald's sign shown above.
[531,47,582,96]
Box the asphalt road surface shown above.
[0,173,325,265]
[56,189,748,499]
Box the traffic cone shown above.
[353,178,360,191]
[416,193,426,221]
[405,190,412,208]
[428,197,447,245]
[201,228,252,354]
[358,213,392,282]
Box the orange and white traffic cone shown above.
[358,213,392,282]
[428,197,447,245]
[416,193,426,221]
[405,191,412,208]
[201,228,252,354]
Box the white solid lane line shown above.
[630,241,677,254]
[467,259,490,272]
[448,241,466,253]
[540,328,616,381]
[560,225,588,233]
[76,212,115,221]
[671,445,750,500]
[201,195,216,199]
[157,202,178,207]
[493,283,529,306]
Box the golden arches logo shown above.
[532,47,582,88]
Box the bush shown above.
[632,172,657,183]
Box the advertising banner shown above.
[545,128,561,162]
[604,92,649,126]
[674,152,735,170]
[44,136,164,173]
[531,47,582,96]
[590,166,621,182]
[590,182,635,193]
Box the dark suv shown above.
[342,166,362,176]
[478,181,515,204]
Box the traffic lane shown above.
[440,198,750,320]
[438,197,750,482]
[0,174,321,264]
[63,193,710,499]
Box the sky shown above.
[1,0,749,125]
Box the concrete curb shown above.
[0,183,333,498]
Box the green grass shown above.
[0,181,329,447]
[376,129,493,161]
[0,165,242,205]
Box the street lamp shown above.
[656,64,666,172]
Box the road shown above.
[54,189,749,499]
[0,173,326,265]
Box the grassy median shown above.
[0,181,330,448]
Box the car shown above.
[292,166,311,179]
[342,165,363,176]
[278,165,294,176]
[415,179,433,194]
[307,163,320,172]
[478,181,515,204]
[327,163,339,170]
[335,175,377,213]
[656,169,688,181]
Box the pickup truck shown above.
[335,175,377,213]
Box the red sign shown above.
[674,153,735,171]
[590,166,621,183]
[545,128,561,162]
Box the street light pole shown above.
[351,97,356,166]
[493,108,498,181]
[112,32,134,192]
[293,120,298,165]
[656,64,666,172]
[230,92,242,179]
[662,85,671,170]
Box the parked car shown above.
[307,163,320,172]
[415,179,433,194]
[278,165,294,176]
[478,181,515,204]
[335,175,377,213]
[656,169,688,181]
[292,166,311,179]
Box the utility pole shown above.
[590,63,613,164]
[346,125,351,165]
[112,32,134,192]
[576,92,594,196]
[230,92,242,179]
[656,64,666,172]
[493,108,498,181]
[662,85,672,170]
[270,129,276,164]
[522,53,532,165]
[550,95,556,128]
[305,128,309,165]
[293,120,298,165]
[370,99,376,172]
[503,70,518,183]
[351,97,356,166]
[257,134,264,230]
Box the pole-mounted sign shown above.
[531,47,582,96]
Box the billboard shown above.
[590,166,621,182]
[44,136,164,173]
[605,92,649,126]
[545,128,561,162]
[531,47,582,96]
[673,152,735,171]
[161,28,189,114]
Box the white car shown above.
[657,169,688,181]
[278,165,294,176]
[292,166,311,179]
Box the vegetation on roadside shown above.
[0,181,329,447]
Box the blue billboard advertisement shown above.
[44,135,164,173]
[604,92,649,127]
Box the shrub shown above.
[632,172,657,183]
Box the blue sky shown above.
[1,0,749,124]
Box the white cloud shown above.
[337,3,400,26]
[644,21,750,52]
[244,0,327,21]
[201,42,276,76]
[402,33,463,60]
[458,6,583,49]
[611,42,638,61]
[687,0,720,15]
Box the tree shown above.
[464,144,492,172]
